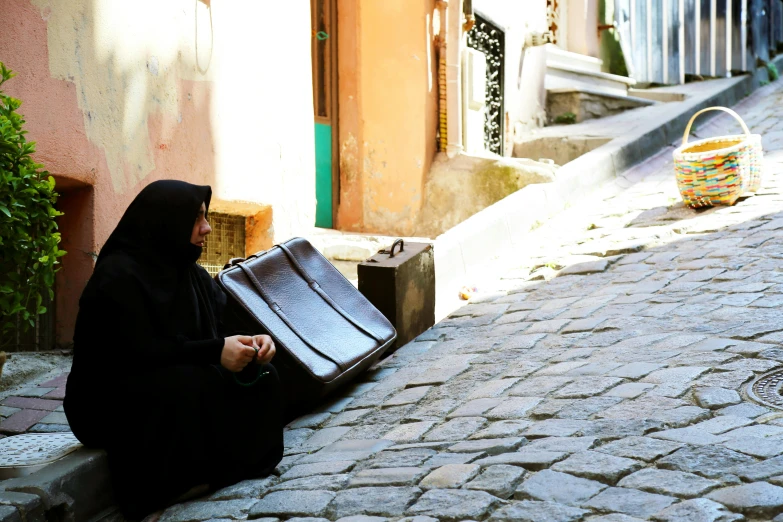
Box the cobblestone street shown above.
[156,84,783,521]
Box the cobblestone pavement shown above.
[161,82,783,521]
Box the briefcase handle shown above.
[389,239,404,258]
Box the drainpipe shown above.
[436,0,449,153]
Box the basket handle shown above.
[682,106,751,145]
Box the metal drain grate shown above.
[0,433,82,478]
[747,368,783,410]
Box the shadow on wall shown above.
[1,0,220,346]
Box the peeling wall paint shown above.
[0,0,316,343]
[337,0,438,236]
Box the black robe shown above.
[64,180,283,518]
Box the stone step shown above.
[546,63,636,98]
[544,44,604,73]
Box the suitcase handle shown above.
[277,243,385,344]
[389,239,404,258]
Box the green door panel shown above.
[314,123,333,228]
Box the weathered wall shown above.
[337,0,439,236]
[0,0,315,344]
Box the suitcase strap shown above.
[238,263,352,370]
[277,243,385,344]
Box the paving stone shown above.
[210,477,277,500]
[383,387,431,408]
[718,402,770,418]
[423,452,483,468]
[690,415,752,435]
[586,515,645,522]
[488,500,588,522]
[465,465,527,499]
[423,417,486,441]
[406,363,470,387]
[448,437,525,455]
[583,487,677,518]
[551,451,642,484]
[299,427,352,452]
[618,468,720,498]
[0,407,20,418]
[0,397,62,411]
[694,387,742,409]
[650,427,728,446]
[485,398,542,420]
[604,383,656,398]
[161,500,258,522]
[447,399,502,418]
[515,469,606,505]
[466,379,519,400]
[349,467,427,488]
[536,361,590,376]
[469,420,531,440]
[383,422,436,443]
[595,436,683,462]
[271,475,350,491]
[738,454,783,481]
[508,376,573,396]
[334,515,388,522]
[0,410,48,434]
[524,437,597,453]
[524,419,593,438]
[650,498,744,522]
[652,406,712,427]
[561,317,608,333]
[658,446,757,479]
[366,449,436,469]
[722,436,783,458]
[473,448,568,470]
[327,409,373,428]
[281,461,355,480]
[396,518,438,522]
[419,464,480,489]
[289,413,333,429]
[406,489,499,520]
[328,487,421,518]
[721,424,783,440]
[526,319,571,334]
[28,423,69,433]
[707,482,783,516]
[552,377,625,399]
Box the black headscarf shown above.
[89,179,221,342]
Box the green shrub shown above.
[0,62,65,349]
[554,112,577,125]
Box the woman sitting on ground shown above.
[64,180,284,518]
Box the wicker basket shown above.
[674,106,763,208]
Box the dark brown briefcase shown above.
[217,237,397,409]
[358,240,435,351]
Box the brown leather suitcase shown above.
[217,237,397,409]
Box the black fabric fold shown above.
[64,179,283,519]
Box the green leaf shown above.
[0,205,9,218]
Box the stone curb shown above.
[0,449,112,522]
[433,55,783,319]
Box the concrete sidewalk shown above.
[148,80,783,520]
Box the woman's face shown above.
[190,203,212,247]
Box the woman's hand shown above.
[220,335,257,372]
[252,334,276,364]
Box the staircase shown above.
[544,44,635,97]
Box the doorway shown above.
[311,0,339,228]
